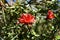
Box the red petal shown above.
[18,13,35,24]
[47,10,55,19]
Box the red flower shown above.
[18,13,35,24]
[47,10,55,19]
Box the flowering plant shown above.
[0,1,60,40]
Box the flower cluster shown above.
[17,10,55,24]
[17,13,35,24]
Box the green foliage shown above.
[0,1,60,40]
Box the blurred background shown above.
[0,0,60,40]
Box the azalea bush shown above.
[0,0,60,40]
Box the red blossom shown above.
[47,10,55,19]
[18,13,35,24]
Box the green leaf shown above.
[56,35,60,40]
